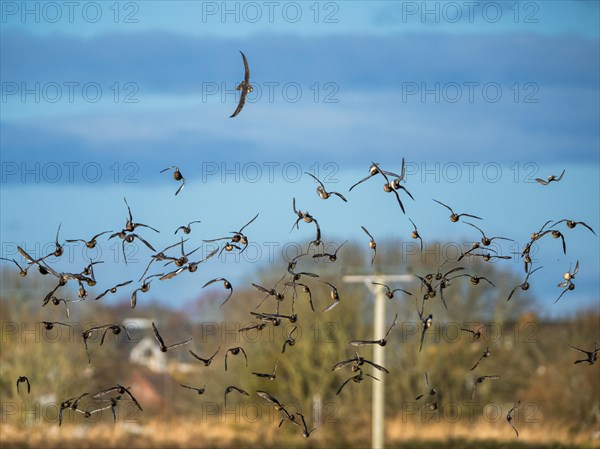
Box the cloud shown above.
[2,31,598,92]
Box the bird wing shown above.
[151,322,165,347]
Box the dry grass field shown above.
[2,418,598,449]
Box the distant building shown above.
[130,336,167,373]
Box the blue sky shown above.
[1,1,598,318]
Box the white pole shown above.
[372,281,385,449]
[343,274,413,449]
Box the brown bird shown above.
[433,199,482,223]
[361,226,377,267]
[416,298,433,352]
[175,221,201,235]
[0,257,30,277]
[225,347,248,371]
[92,384,143,411]
[202,277,233,307]
[379,167,412,214]
[460,324,492,340]
[131,274,163,308]
[291,198,322,246]
[350,313,398,347]
[408,218,424,252]
[180,384,206,395]
[48,223,64,258]
[66,230,112,249]
[256,390,294,421]
[450,274,496,287]
[40,321,73,331]
[230,50,252,118]
[535,169,565,185]
[321,281,341,312]
[189,347,220,366]
[109,231,156,265]
[160,166,186,195]
[122,197,159,233]
[332,353,389,373]
[555,260,579,304]
[507,266,543,301]
[281,326,298,353]
[285,281,314,312]
[297,412,320,438]
[313,240,348,262]
[471,375,501,400]
[348,162,400,192]
[415,371,436,400]
[152,322,192,352]
[95,280,133,301]
[552,219,596,235]
[252,360,279,380]
[139,239,187,281]
[464,221,513,246]
[569,343,599,365]
[471,347,491,370]
[371,282,412,300]
[336,369,379,395]
[304,172,347,202]
[507,400,520,437]
[16,376,30,394]
[224,385,249,406]
[99,324,133,346]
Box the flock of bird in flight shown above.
[5,51,599,440]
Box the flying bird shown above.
[225,347,248,371]
[66,230,112,249]
[160,166,186,195]
[281,326,298,353]
[99,324,133,346]
[350,313,398,347]
[95,280,133,301]
[460,324,492,340]
[472,375,501,400]
[507,401,520,437]
[92,384,143,411]
[189,347,220,366]
[16,376,30,394]
[252,359,278,380]
[313,240,348,262]
[151,322,192,352]
[433,199,482,223]
[471,347,491,371]
[348,162,400,192]
[569,343,599,365]
[551,219,596,235]
[408,218,424,252]
[463,221,513,246]
[122,197,160,233]
[181,384,206,395]
[371,282,412,300]
[361,226,377,267]
[224,385,249,406]
[507,266,543,301]
[535,169,565,185]
[415,372,436,400]
[332,353,389,373]
[555,260,579,304]
[336,369,379,395]
[202,277,234,307]
[321,281,340,312]
[230,51,252,118]
[304,172,347,202]
[416,299,433,352]
[175,221,201,235]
